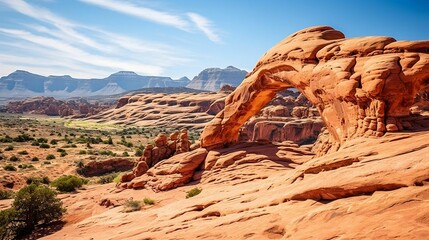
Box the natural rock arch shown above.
[200,26,429,151]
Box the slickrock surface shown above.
[87,92,229,129]
[31,26,429,239]
[201,26,429,155]
[42,129,429,239]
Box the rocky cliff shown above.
[186,66,247,92]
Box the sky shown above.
[0,0,429,79]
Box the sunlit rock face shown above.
[201,26,429,154]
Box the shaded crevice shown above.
[290,184,406,201]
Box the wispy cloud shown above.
[79,0,222,43]
[0,0,193,78]
[80,0,190,31]
[187,13,221,43]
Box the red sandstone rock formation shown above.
[121,129,192,184]
[77,158,135,177]
[5,96,111,117]
[200,26,429,154]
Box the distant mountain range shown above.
[0,66,247,100]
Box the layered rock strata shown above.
[200,26,429,154]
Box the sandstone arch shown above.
[200,26,429,151]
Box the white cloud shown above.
[80,0,190,31]
[187,13,222,43]
[0,0,195,78]
[80,0,222,43]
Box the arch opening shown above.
[200,26,429,154]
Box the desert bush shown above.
[3,165,16,171]
[39,143,50,149]
[97,173,119,184]
[60,152,68,157]
[26,176,50,185]
[4,145,13,151]
[17,150,28,155]
[56,148,65,153]
[76,160,84,168]
[122,151,129,157]
[9,155,19,162]
[0,184,65,239]
[0,136,13,143]
[13,134,33,142]
[43,161,51,165]
[78,150,87,155]
[186,187,202,198]
[135,148,143,157]
[31,157,39,162]
[123,198,141,212]
[50,139,58,145]
[0,190,14,200]
[36,138,48,143]
[51,175,87,192]
[0,154,4,161]
[31,141,39,146]
[143,197,155,205]
[46,154,56,160]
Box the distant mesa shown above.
[186,66,247,92]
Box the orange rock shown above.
[201,26,429,154]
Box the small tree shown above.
[0,184,65,239]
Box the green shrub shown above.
[143,197,155,205]
[13,134,33,142]
[9,155,19,162]
[31,157,39,162]
[0,135,13,143]
[78,150,87,155]
[186,187,202,198]
[0,184,65,239]
[43,161,51,165]
[123,198,141,212]
[3,165,16,171]
[26,176,50,185]
[31,141,39,146]
[51,175,87,192]
[113,174,123,183]
[76,160,84,168]
[50,139,58,145]
[135,148,143,157]
[4,145,13,151]
[56,148,66,153]
[46,154,56,160]
[18,150,28,155]
[60,152,68,157]
[0,190,14,200]
[39,143,50,149]
[36,138,48,143]
[122,151,129,157]
[97,173,119,184]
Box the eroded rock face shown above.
[121,129,192,183]
[201,26,429,153]
[77,158,135,177]
[5,96,110,117]
[124,148,208,191]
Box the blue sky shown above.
[0,0,428,79]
